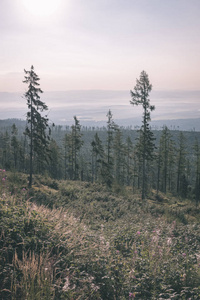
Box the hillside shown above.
[1,116,200,132]
[0,172,200,299]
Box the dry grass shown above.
[9,201,108,299]
[12,250,55,300]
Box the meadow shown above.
[0,170,200,299]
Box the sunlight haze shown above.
[0,0,200,123]
[1,0,200,92]
[21,0,63,17]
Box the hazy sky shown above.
[1,0,200,92]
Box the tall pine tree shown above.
[130,71,155,199]
[23,66,51,187]
[103,110,117,187]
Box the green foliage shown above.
[1,116,200,201]
[0,180,53,299]
[1,172,200,299]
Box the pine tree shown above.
[2,131,11,170]
[156,139,162,195]
[193,138,200,205]
[130,71,155,199]
[132,147,140,192]
[11,124,19,170]
[103,110,117,187]
[113,128,126,185]
[176,132,187,197]
[106,110,115,166]
[48,139,62,179]
[23,65,51,187]
[65,116,83,180]
[72,116,83,180]
[157,126,175,194]
[91,133,104,182]
[125,136,134,186]
[63,133,70,180]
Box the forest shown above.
[1,116,200,202]
[0,67,200,299]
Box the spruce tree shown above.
[72,116,83,180]
[157,126,175,194]
[2,131,11,170]
[130,71,155,199]
[91,133,104,182]
[176,132,187,196]
[23,65,51,187]
[48,139,62,179]
[65,116,83,180]
[106,110,115,167]
[103,110,117,187]
[113,128,126,185]
[63,133,70,180]
[11,124,19,170]
[193,138,200,205]
[125,136,134,186]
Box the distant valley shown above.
[0,89,200,131]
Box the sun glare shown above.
[22,0,62,17]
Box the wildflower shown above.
[182,253,186,257]
[129,292,135,298]
[167,237,172,245]
[152,235,159,242]
[116,250,119,254]
[181,273,186,281]
[63,276,70,292]
[137,231,141,235]
[3,169,5,172]
[2,178,5,181]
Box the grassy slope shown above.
[0,172,200,299]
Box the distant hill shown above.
[0,90,200,129]
[0,117,199,132]
[115,117,199,132]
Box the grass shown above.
[0,171,200,299]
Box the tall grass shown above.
[1,172,200,299]
[11,251,54,300]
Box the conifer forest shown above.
[0,67,200,299]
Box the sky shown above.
[0,0,200,93]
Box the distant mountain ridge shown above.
[0,89,199,130]
[0,117,199,132]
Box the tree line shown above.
[0,66,200,203]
